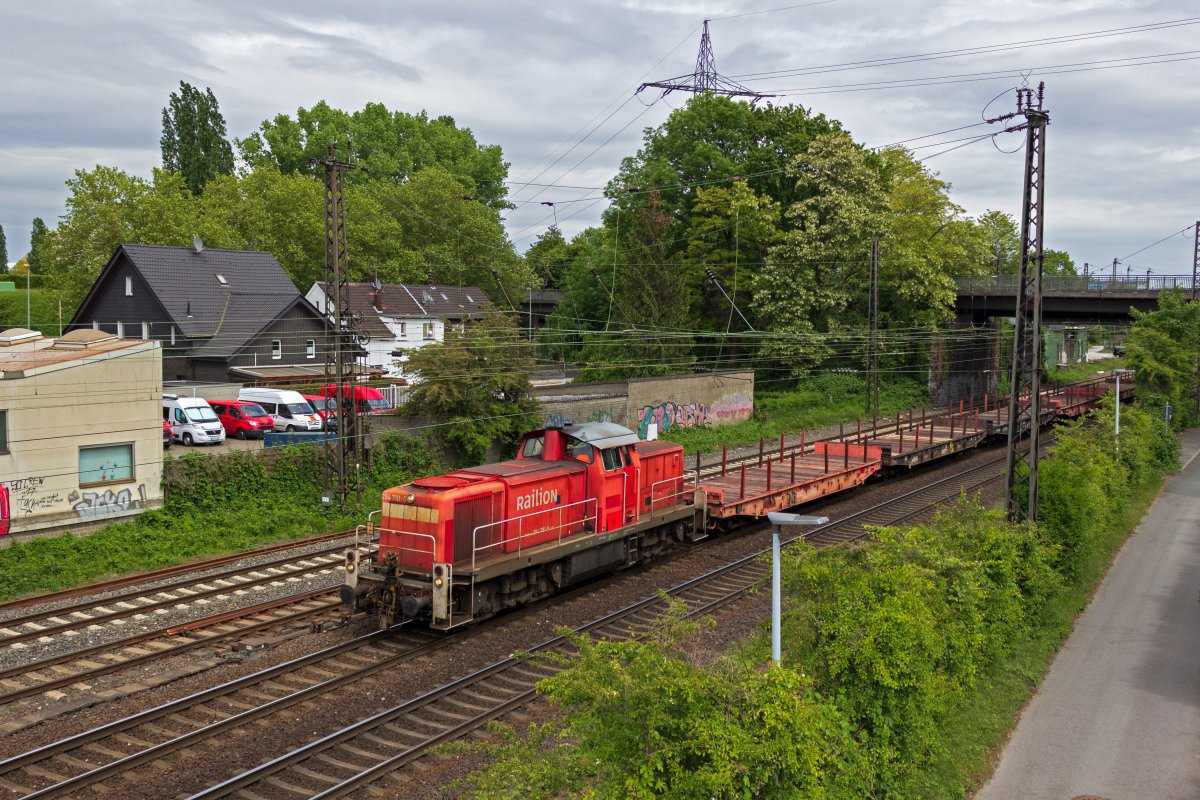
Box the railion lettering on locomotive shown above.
[515,487,558,511]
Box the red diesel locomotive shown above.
[343,422,706,629]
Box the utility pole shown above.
[993,84,1049,523]
[313,140,366,513]
[1192,220,1199,301]
[866,235,880,417]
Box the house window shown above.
[398,322,406,337]
[125,276,133,296]
[271,339,282,359]
[116,321,125,338]
[306,339,316,358]
[79,443,133,486]
[422,323,435,340]
[142,322,150,339]
[0,409,8,453]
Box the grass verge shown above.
[899,471,1166,798]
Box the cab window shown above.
[601,448,623,471]
[521,436,544,458]
[568,439,594,464]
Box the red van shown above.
[163,418,173,448]
[302,394,339,432]
[319,384,393,414]
[209,399,275,439]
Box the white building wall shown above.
[1,340,164,534]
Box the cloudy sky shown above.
[3,1,1198,278]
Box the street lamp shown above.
[1114,368,1134,441]
[766,512,830,666]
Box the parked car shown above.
[163,418,173,448]
[302,394,339,432]
[210,399,275,439]
[237,388,322,432]
[319,384,394,414]
[163,394,226,446]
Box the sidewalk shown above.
[975,430,1200,800]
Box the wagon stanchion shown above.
[800,430,806,456]
[695,452,701,480]
[899,429,904,453]
[721,444,727,477]
[791,454,796,482]
[843,443,849,469]
[767,459,773,493]
[824,447,829,472]
[929,422,934,445]
[758,437,764,467]
[779,433,785,463]
[740,464,746,499]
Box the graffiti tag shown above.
[68,484,148,522]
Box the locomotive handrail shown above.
[646,471,695,511]
[374,527,436,569]
[470,497,599,571]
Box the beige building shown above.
[0,328,164,535]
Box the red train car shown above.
[345,423,705,629]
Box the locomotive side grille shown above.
[453,495,498,566]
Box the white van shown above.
[163,394,226,446]
[238,388,323,432]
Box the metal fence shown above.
[956,274,1196,294]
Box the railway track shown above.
[0,449,1010,800]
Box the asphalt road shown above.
[975,430,1200,800]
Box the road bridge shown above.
[929,273,1193,405]
[955,273,1195,324]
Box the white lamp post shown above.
[1114,368,1133,441]
[766,512,830,666]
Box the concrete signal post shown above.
[766,512,830,666]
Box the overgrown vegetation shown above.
[456,399,1178,798]
[0,432,442,601]
[662,373,928,455]
[402,309,543,465]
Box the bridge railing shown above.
[956,274,1197,294]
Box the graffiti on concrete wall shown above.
[545,409,615,428]
[6,476,65,517]
[637,401,713,438]
[711,392,753,424]
[68,484,148,522]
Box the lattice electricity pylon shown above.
[312,139,367,513]
[1192,220,1199,301]
[997,84,1049,523]
[638,20,775,102]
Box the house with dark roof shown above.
[305,281,493,378]
[69,243,350,384]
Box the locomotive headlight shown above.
[406,493,415,504]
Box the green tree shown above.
[27,218,48,274]
[1125,288,1200,427]
[0,223,7,268]
[975,210,1019,275]
[237,101,511,210]
[401,309,542,464]
[684,181,781,339]
[161,81,235,195]
[1041,248,1076,276]
[753,131,887,372]
[524,226,570,288]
